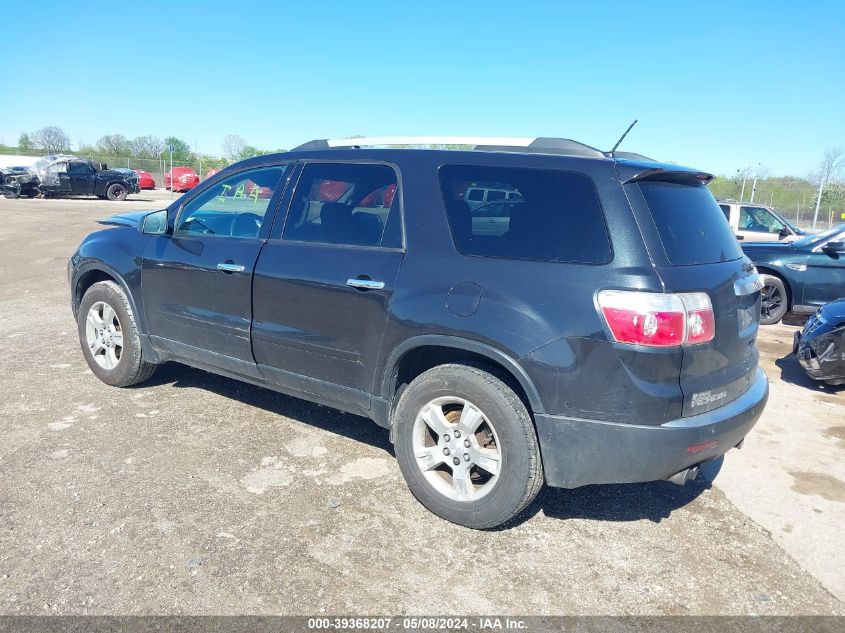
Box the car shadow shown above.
[774,352,844,393]
[139,362,395,455]
[138,362,725,529]
[510,458,723,527]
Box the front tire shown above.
[760,274,788,325]
[393,363,543,529]
[106,183,127,201]
[77,281,156,387]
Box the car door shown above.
[141,163,290,377]
[68,161,95,195]
[737,205,785,242]
[801,231,845,307]
[251,162,405,410]
[45,162,72,195]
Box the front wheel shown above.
[77,281,156,387]
[106,183,127,201]
[760,274,788,325]
[393,363,543,529]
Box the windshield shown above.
[772,208,802,234]
[793,224,845,248]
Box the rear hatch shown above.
[630,169,762,416]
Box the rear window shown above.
[439,165,611,264]
[638,181,742,265]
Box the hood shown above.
[97,210,155,228]
[818,298,845,324]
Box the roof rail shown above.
[291,136,606,157]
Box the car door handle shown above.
[347,278,385,290]
[217,262,245,273]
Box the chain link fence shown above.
[708,179,845,230]
[75,154,224,188]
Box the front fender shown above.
[70,226,150,337]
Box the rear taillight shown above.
[597,290,715,347]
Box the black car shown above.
[794,298,845,385]
[68,136,769,529]
[2,155,139,200]
[741,225,845,324]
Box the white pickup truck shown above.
[718,199,807,242]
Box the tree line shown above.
[2,127,843,216]
[2,126,286,168]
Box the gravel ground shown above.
[0,192,843,615]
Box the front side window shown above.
[439,165,611,264]
[739,206,785,234]
[175,165,286,238]
[283,163,401,248]
[68,162,91,174]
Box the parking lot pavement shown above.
[0,194,843,615]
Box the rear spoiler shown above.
[624,168,714,185]
[615,160,714,185]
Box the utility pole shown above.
[750,175,758,202]
[739,165,750,202]
[812,174,825,229]
[169,145,174,200]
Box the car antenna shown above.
[609,119,638,156]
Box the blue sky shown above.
[1,1,842,176]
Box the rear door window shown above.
[283,163,401,248]
[638,181,742,265]
[439,165,611,264]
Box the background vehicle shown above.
[135,170,156,189]
[164,166,200,192]
[793,298,845,385]
[4,155,138,200]
[719,199,807,243]
[69,136,767,529]
[464,185,523,209]
[469,199,523,236]
[742,224,845,324]
[1,165,40,198]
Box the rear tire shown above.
[77,281,156,387]
[106,183,127,201]
[760,274,788,325]
[393,363,543,529]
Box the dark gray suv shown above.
[68,136,769,528]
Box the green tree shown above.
[163,136,192,163]
[239,145,264,160]
[18,133,31,153]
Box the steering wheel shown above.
[230,213,263,238]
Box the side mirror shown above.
[778,227,791,239]
[823,241,845,253]
[141,209,168,235]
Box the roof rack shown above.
[291,136,607,158]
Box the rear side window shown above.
[283,163,401,248]
[638,181,742,265]
[439,165,611,264]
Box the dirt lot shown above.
[0,192,843,615]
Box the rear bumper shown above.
[535,367,768,488]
